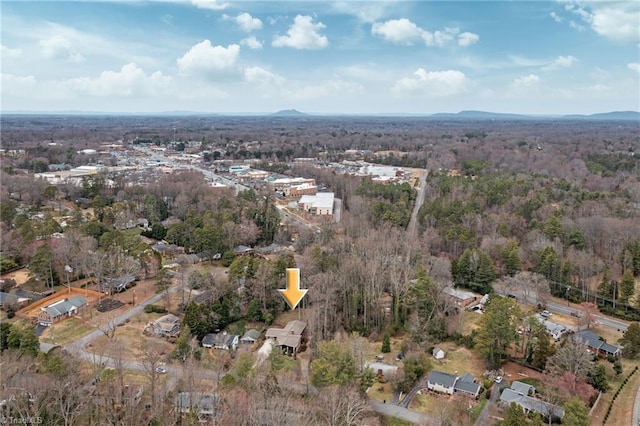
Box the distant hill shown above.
[429,110,530,119]
[271,109,308,117]
[562,111,640,120]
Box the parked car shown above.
[495,376,503,384]
[541,310,552,318]
[155,366,167,374]
[570,311,582,318]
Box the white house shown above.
[427,370,482,398]
[427,371,457,395]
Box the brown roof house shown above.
[265,320,306,356]
[144,313,180,338]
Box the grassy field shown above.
[40,317,94,345]
[368,381,394,402]
[410,392,445,413]
[590,358,640,425]
[382,416,412,426]
[433,342,486,378]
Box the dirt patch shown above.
[501,361,547,383]
[1,268,31,286]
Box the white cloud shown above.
[39,35,84,62]
[272,15,328,50]
[240,36,263,49]
[176,40,240,77]
[1,44,22,59]
[542,55,577,71]
[331,1,391,24]
[628,63,640,73]
[569,20,586,32]
[191,0,228,11]
[244,66,285,85]
[565,1,640,43]
[1,73,37,97]
[457,32,479,47]
[550,12,564,23]
[224,12,262,32]
[66,63,171,97]
[432,28,459,47]
[393,69,469,97]
[372,19,478,48]
[513,74,540,88]
[371,18,425,45]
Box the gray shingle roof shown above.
[575,330,620,354]
[43,295,87,318]
[428,370,457,388]
[454,380,481,395]
[500,388,564,419]
[511,381,535,395]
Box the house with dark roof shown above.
[510,380,536,396]
[427,371,457,395]
[202,332,239,351]
[233,245,254,256]
[443,287,477,307]
[265,320,306,355]
[453,375,482,398]
[0,292,30,309]
[97,275,136,294]
[500,388,564,421]
[427,370,482,398]
[575,330,621,358]
[37,295,87,326]
[174,392,219,421]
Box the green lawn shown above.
[382,416,412,426]
[40,317,94,345]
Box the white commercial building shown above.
[298,192,334,216]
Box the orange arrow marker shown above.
[279,268,308,310]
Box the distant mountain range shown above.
[2,109,639,120]
[429,110,640,120]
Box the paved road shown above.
[407,168,428,238]
[370,399,433,425]
[493,287,629,333]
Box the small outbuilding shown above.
[432,347,446,360]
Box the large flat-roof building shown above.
[298,192,334,216]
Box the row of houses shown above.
[201,321,307,356]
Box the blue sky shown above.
[1,1,639,114]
